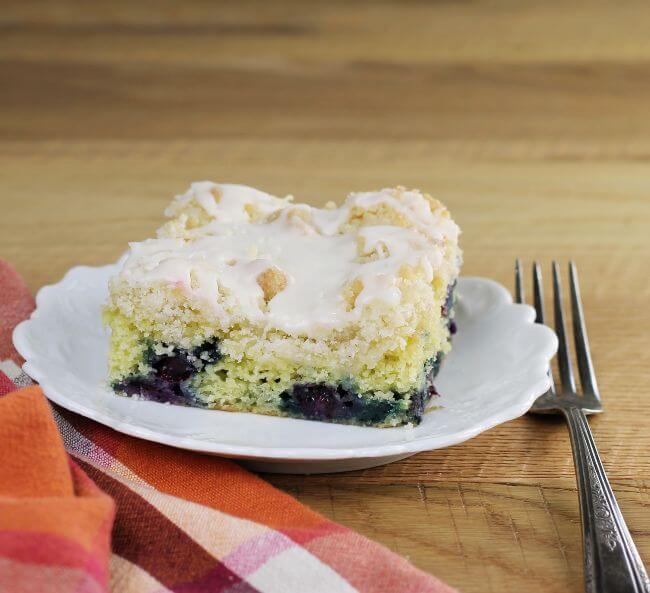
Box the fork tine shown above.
[553,261,576,393]
[533,262,556,394]
[532,262,546,324]
[569,262,600,398]
[515,259,524,304]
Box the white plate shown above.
[13,264,557,474]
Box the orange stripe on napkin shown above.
[0,388,73,497]
[0,387,115,592]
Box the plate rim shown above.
[13,264,557,461]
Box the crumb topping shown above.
[110,182,460,340]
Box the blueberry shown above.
[115,337,223,405]
[280,383,394,424]
[115,376,185,404]
[286,384,349,420]
[152,353,193,381]
[441,281,456,318]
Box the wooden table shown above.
[2,2,649,591]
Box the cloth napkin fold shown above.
[0,388,115,593]
[0,259,455,593]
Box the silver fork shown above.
[516,260,649,593]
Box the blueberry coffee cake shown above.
[104,182,461,427]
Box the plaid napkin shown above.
[0,259,455,593]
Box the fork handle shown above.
[563,406,650,593]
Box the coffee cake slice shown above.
[104,182,461,427]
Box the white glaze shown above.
[115,182,460,336]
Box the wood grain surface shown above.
[1,2,649,591]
